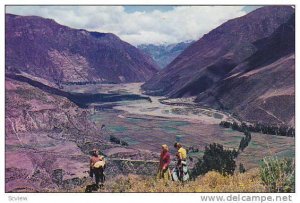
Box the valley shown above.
[70,83,295,166]
[5,5,295,193]
[67,82,296,168]
[5,79,295,192]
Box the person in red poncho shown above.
[89,148,105,188]
[157,144,171,181]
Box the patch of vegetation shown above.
[159,120,189,134]
[202,143,238,175]
[108,126,128,133]
[122,137,140,145]
[126,117,144,124]
[190,143,238,178]
[160,120,189,127]
[276,150,295,159]
[109,135,129,146]
[238,131,251,152]
[220,121,295,137]
[239,163,246,173]
[260,157,295,192]
[213,113,223,119]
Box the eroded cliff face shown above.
[6,78,95,135]
[5,78,97,192]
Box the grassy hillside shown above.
[66,156,294,193]
[109,169,265,192]
[69,168,264,192]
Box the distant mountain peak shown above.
[137,41,194,69]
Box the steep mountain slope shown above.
[137,41,194,69]
[5,77,96,192]
[142,6,294,97]
[195,14,295,126]
[6,14,158,84]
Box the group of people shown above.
[89,142,189,188]
[157,142,189,182]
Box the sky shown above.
[6,6,261,46]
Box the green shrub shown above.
[190,158,205,180]
[190,143,238,178]
[202,143,238,175]
[259,157,295,192]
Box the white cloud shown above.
[6,6,247,45]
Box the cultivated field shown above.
[74,83,295,170]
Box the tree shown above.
[238,131,252,152]
[190,158,204,180]
[202,143,238,175]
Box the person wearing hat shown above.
[90,149,106,187]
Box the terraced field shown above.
[89,109,295,169]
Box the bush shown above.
[109,135,128,146]
[190,158,204,180]
[259,157,295,192]
[202,143,238,175]
[219,121,231,128]
[110,135,121,144]
[239,163,246,173]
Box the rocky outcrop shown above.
[5,77,96,192]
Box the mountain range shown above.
[5,14,159,84]
[5,6,295,127]
[137,41,194,69]
[142,6,295,126]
